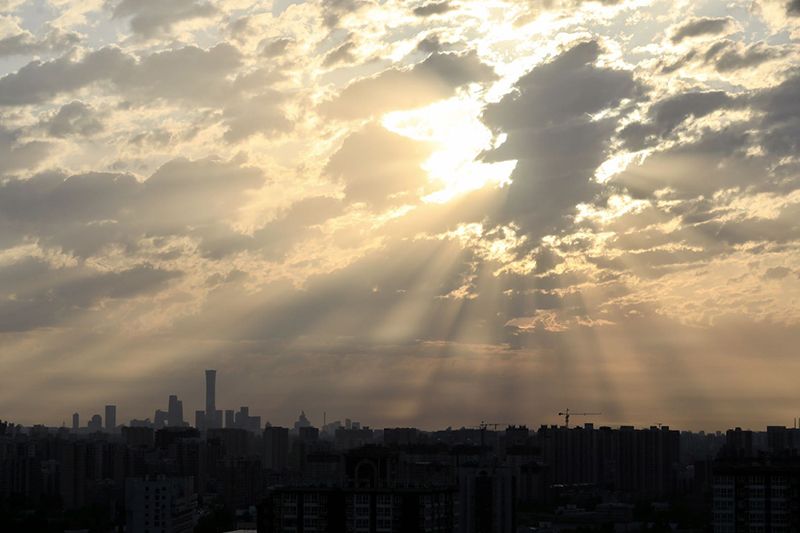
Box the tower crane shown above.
[558,409,601,428]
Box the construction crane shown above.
[558,409,601,428]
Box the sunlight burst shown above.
[382,96,516,204]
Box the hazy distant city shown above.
[3,369,800,532]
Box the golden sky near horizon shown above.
[0,0,799,430]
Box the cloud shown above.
[111,0,217,38]
[40,101,104,138]
[763,266,792,279]
[221,90,292,142]
[0,26,80,57]
[322,40,358,66]
[0,126,51,175]
[0,157,265,257]
[195,195,345,260]
[0,47,132,106]
[120,43,242,104]
[0,44,242,107]
[619,90,736,150]
[753,0,800,30]
[669,17,736,44]
[325,123,435,207]
[481,40,641,241]
[614,70,800,197]
[320,51,496,119]
[319,0,367,28]
[703,40,789,72]
[413,1,454,17]
[0,259,181,332]
[660,39,789,77]
[751,71,800,157]
[261,37,293,57]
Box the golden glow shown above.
[382,96,516,204]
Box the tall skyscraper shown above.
[204,369,221,429]
[105,405,116,431]
[168,395,184,427]
[205,370,216,415]
[72,412,79,431]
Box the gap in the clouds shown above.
[381,95,516,203]
[272,0,307,17]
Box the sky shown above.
[0,0,799,431]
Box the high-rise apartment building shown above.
[105,405,116,432]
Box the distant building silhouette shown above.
[263,426,289,471]
[87,414,102,432]
[154,408,168,429]
[105,404,116,432]
[71,412,79,431]
[168,395,184,427]
[293,410,311,434]
[205,369,222,429]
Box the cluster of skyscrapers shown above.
[70,369,262,434]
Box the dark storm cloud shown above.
[413,1,454,17]
[481,40,641,241]
[40,101,104,138]
[110,0,217,38]
[0,259,181,332]
[670,17,735,43]
[320,51,496,119]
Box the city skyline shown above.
[0,0,799,432]
[23,368,800,434]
